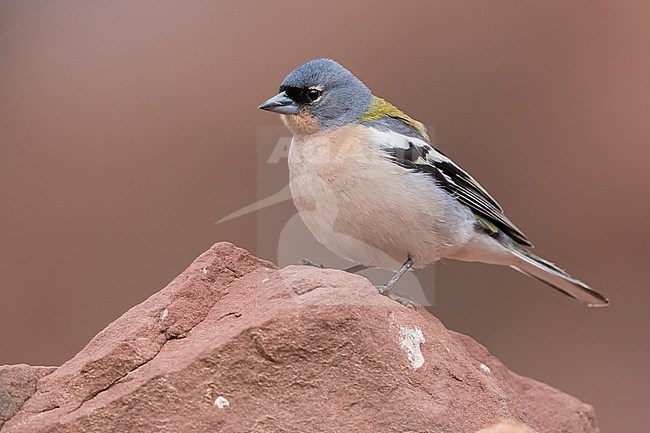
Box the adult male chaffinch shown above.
[259,58,608,307]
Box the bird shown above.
[258,58,609,307]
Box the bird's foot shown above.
[299,259,370,274]
[374,284,391,296]
[298,258,326,269]
[374,285,416,309]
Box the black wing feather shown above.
[384,140,532,247]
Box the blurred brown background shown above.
[1,1,648,431]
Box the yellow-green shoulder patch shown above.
[474,213,500,237]
[359,96,429,141]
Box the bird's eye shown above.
[306,88,322,102]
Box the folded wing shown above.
[371,125,532,246]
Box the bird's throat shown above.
[281,111,321,136]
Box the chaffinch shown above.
[259,58,608,307]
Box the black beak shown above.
[258,92,300,115]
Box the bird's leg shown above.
[299,259,370,274]
[343,264,370,274]
[375,256,416,307]
[376,256,415,294]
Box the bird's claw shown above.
[374,285,417,308]
[374,284,390,295]
[299,258,326,269]
[389,293,417,309]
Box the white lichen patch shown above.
[160,308,169,320]
[479,363,491,374]
[214,396,230,409]
[399,326,426,369]
[202,266,208,274]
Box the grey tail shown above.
[507,246,609,307]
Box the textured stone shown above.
[476,421,536,433]
[0,365,56,430]
[0,242,600,433]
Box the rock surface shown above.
[0,242,600,433]
[476,421,536,433]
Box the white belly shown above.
[287,125,474,270]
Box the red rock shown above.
[0,365,56,429]
[476,421,536,433]
[0,242,600,433]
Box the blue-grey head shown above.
[259,59,372,134]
